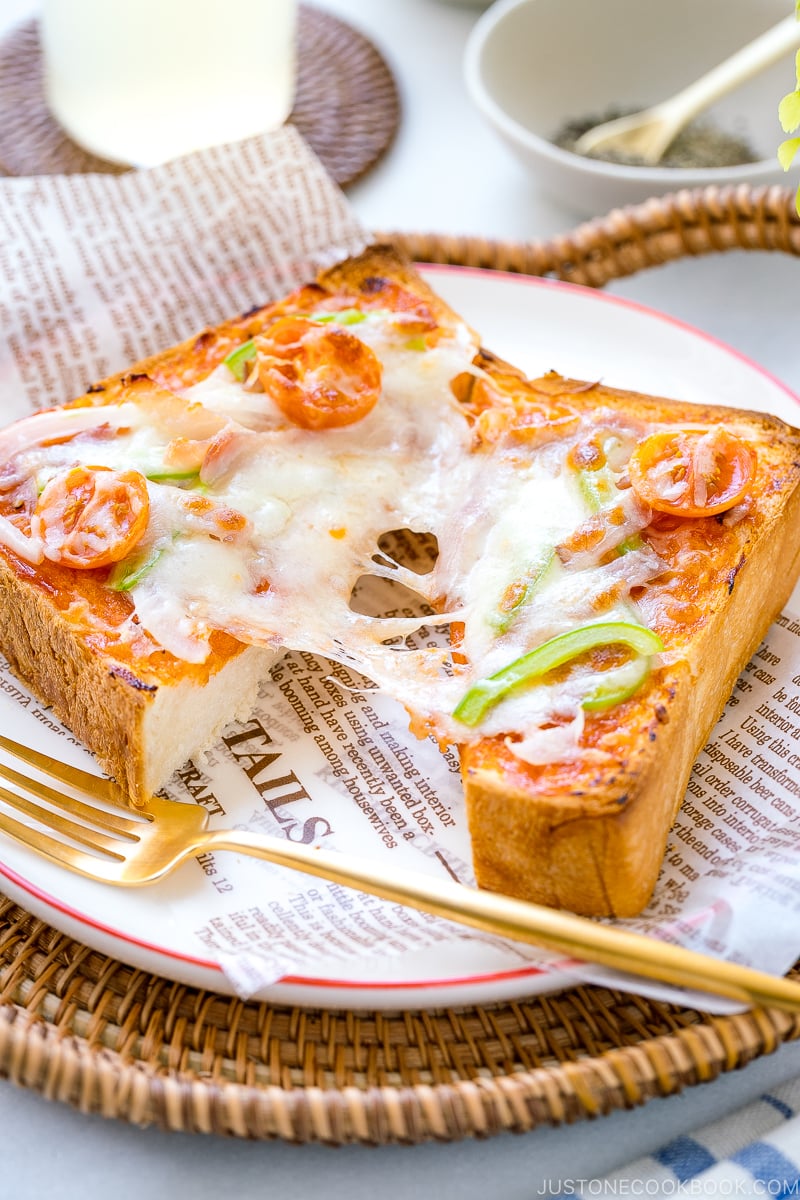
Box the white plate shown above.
[0,266,797,1012]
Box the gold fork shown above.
[1,731,800,1013]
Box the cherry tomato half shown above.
[33,465,150,569]
[628,427,756,518]
[256,317,382,431]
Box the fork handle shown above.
[201,828,800,1013]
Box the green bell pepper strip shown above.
[310,309,368,325]
[488,447,640,639]
[490,549,556,636]
[577,459,644,556]
[581,651,653,712]
[577,465,617,511]
[223,339,257,381]
[452,620,663,727]
[144,466,201,484]
[107,546,164,593]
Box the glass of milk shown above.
[41,0,297,166]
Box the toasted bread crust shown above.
[80,244,449,403]
[0,549,151,797]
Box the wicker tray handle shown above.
[380,184,800,288]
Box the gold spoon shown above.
[574,14,800,165]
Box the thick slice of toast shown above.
[459,374,800,915]
[0,245,799,917]
[0,246,465,802]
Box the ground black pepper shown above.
[553,108,759,168]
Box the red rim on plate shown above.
[0,266,796,1010]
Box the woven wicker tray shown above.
[1,184,800,1144]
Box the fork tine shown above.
[0,758,145,838]
[0,809,125,882]
[0,733,122,802]
[0,781,134,858]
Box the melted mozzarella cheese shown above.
[0,311,667,757]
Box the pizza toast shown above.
[460,373,800,915]
[0,244,799,916]
[0,246,466,802]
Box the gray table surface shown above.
[1,1,799,1196]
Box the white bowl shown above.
[464,0,797,215]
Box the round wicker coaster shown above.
[1,185,800,1144]
[0,8,399,187]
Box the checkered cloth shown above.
[550,1078,800,1196]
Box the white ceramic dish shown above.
[0,265,797,1012]
[464,0,798,215]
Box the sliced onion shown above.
[505,710,610,766]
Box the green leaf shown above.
[778,136,800,171]
[779,88,800,134]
